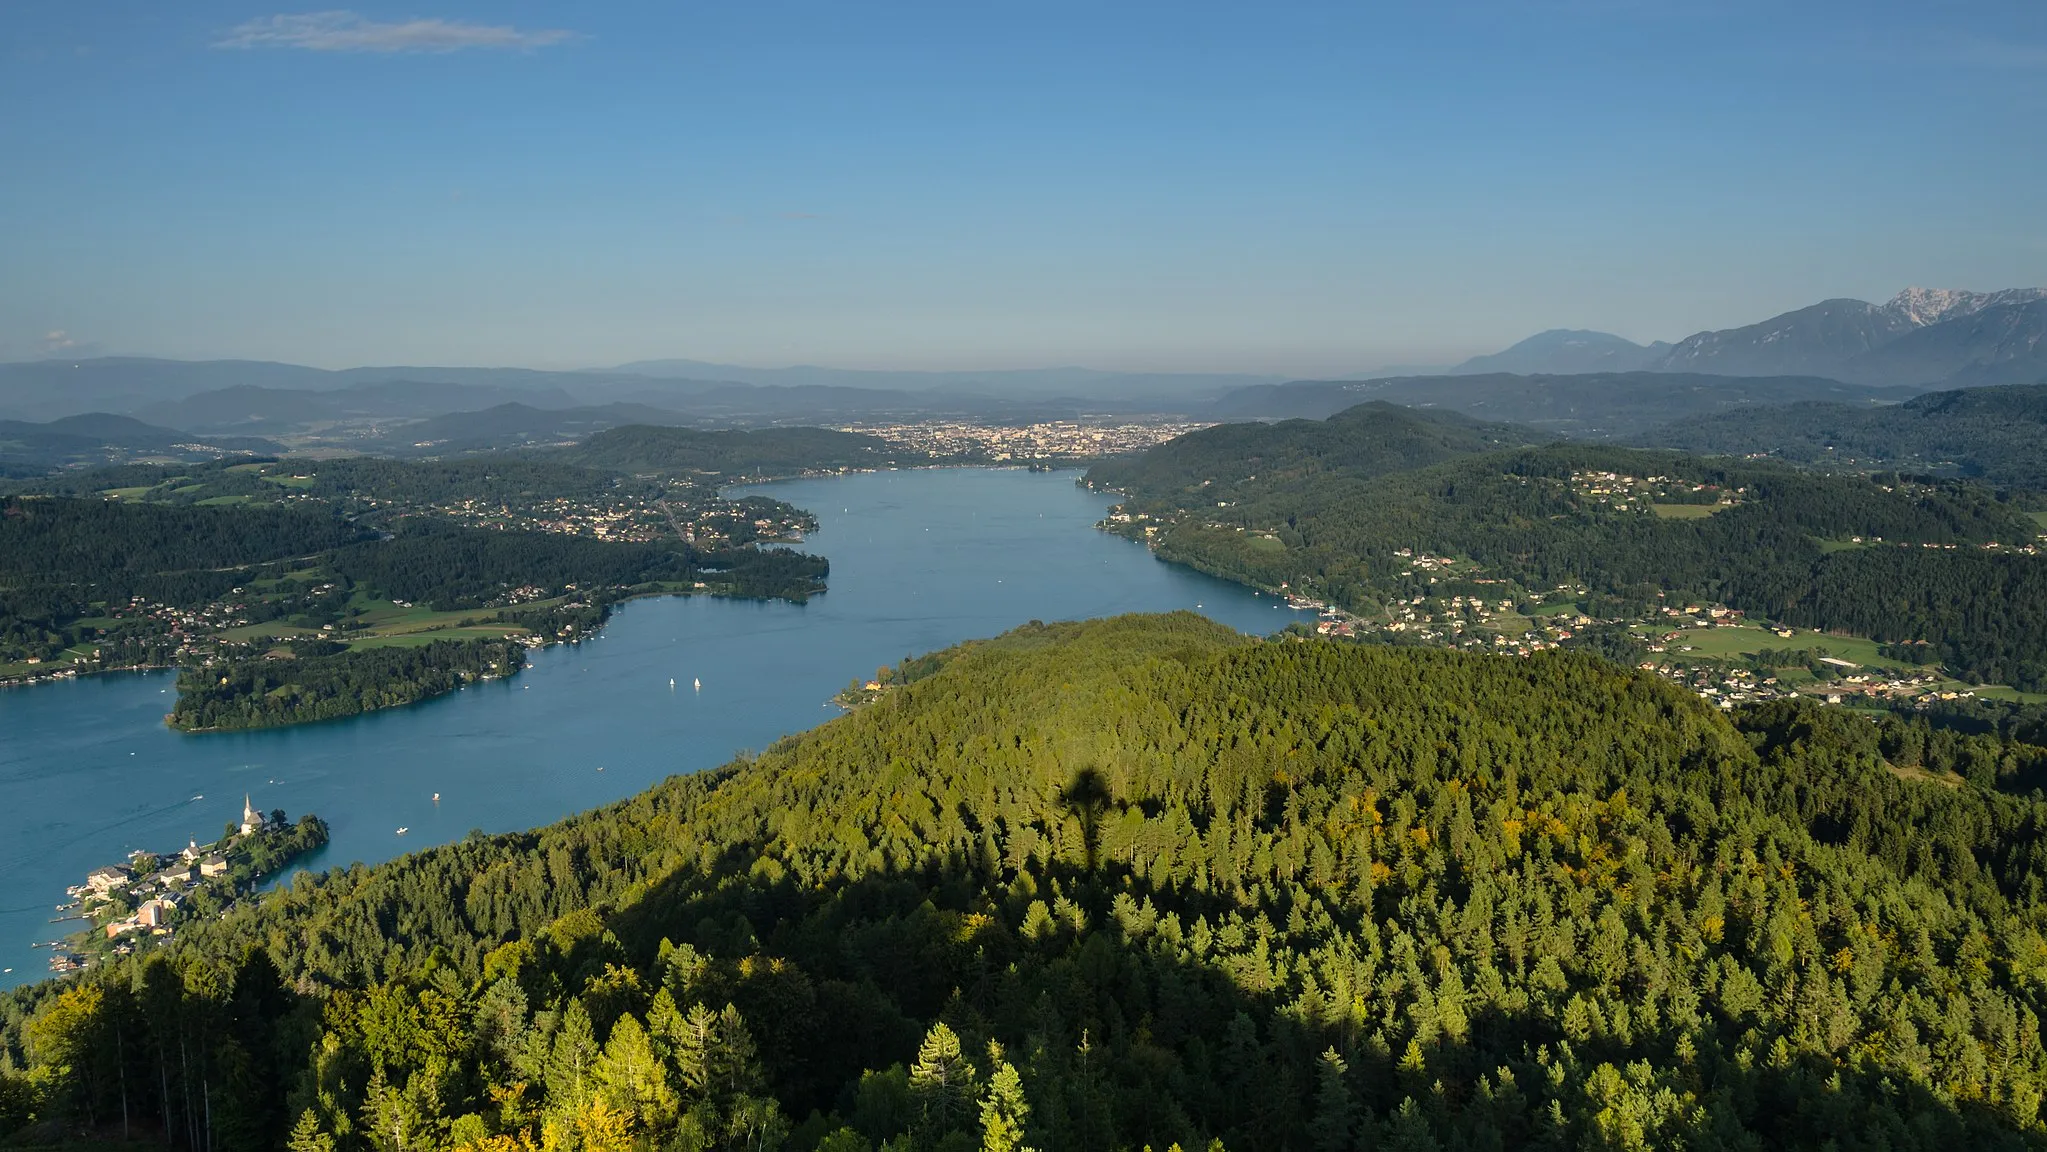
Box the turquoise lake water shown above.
[0,467,1308,987]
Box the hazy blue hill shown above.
[1640,383,2047,487]
[1086,401,1533,503]
[560,422,905,476]
[0,412,281,476]
[0,357,339,421]
[132,380,586,432]
[1447,329,1668,375]
[380,402,695,454]
[605,358,1282,400]
[1207,371,1911,435]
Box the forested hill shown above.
[10,614,2047,1149]
[1637,384,2047,489]
[1088,436,2047,689]
[1084,402,1533,504]
[560,424,905,477]
[0,494,366,583]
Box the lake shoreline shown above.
[0,467,1311,987]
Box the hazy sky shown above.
[4,1,2044,373]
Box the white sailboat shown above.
[693,677,701,691]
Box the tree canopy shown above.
[8,614,2047,1149]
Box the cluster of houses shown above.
[1563,470,1744,513]
[852,417,1207,462]
[72,796,277,949]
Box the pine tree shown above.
[911,1022,977,1138]
[544,1000,599,1116]
[1309,1048,1352,1152]
[287,1109,336,1152]
[594,1013,678,1129]
[673,1002,720,1100]
[979,1055,1033,1152]
[712,1004,766,1101]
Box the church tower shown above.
[241,794,263,836]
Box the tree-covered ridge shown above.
[169,638,530,731]
[1083,402,1532,506]
[0,495,366,583]
[561,425,903,477]
[1088,421,2047,689]
[1639,384,2047,489]
[324,520,825,612]
[11,614,2047,1149]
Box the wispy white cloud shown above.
[216,11,579,54]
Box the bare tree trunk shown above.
[157,1041,173,1147]
[118,1023,130,1140]
[180,1036,196,1150]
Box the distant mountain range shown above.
[1414,287,2047,386]
[1441,330,1674,376]
[2,283,2041,464]
[604,359,1284,400]
[1207,372,1915,437]
[0,357,1268,429]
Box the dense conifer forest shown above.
[8,614,2047,1149]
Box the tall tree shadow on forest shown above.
[588,832,2035,1152]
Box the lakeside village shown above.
[1267,571,1985,713]
[46,795,328,975]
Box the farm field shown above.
[1649,502,1725,519]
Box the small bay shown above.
[0,468,1307,986]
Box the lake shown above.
[0,467,1308,986]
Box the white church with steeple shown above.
[241,794,269,836]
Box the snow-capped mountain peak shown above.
[1884,287,2047,327]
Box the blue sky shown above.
[3,1,2043,372]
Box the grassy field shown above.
[1483,611,1535,635]
[347,627,529,650]
[2032,510,2047,531]
[1637,622,1913,669]
[1649,503,1726,520]
[1975,684,2047,704]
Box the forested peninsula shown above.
[6,614,2047,1148]
[0,442,837,730]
